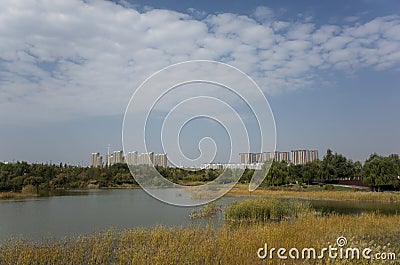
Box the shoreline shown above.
[0,191,38,200]
[226,184,400,202]
[2,183,400,202]
[0,185,141,200]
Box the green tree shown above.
[262,161,289,187]
[321,149,336,180]
[320,149,355,180]
[239,169,254,184]
[301,160,321,185]
[353,161,362,180]
[362,154,399,191]
[288,164,302,184]
[23,176,44,193]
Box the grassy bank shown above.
[0,192,37,200]
[0,212,398,264]
[0,185,143,200]
[228,184,400,202]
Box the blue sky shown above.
[0,0,399,165]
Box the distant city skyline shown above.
[1,0,399,165]
[239,150,319,165]
[90,150,168,168]
[90,149,319,168]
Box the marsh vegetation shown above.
[224,198,313,222]
[1,211,398,265]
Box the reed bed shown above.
[225,198,313,221]
[189,201,221,219]
[0,192,37,200]
[1,212,399,265]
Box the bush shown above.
[324,184,335,190]
[21,185,37,194]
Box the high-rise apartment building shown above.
[309,150,319,162]
[239,153,253,164]
[261,152,275,162]
[291,150,319,165]
[91,150,168,167]
[275,151,290,163]
[239,150,318,165]
[154,153,168,167]
[90,152,102,167]
[125,151,138,166]
[113,151,124,164]
[105,151,124,166]
[291,150,308,165]
[137,152,154,166]
[240,151,290,164]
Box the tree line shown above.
[0,149,399,192]
[0,162,223,192]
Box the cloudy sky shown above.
[0,0,399,165]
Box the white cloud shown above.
[286,23,315,40]
[253,6,274,21]
[272,21,290,32]
[0,0,399,124]
[312,25,341,44]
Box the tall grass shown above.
[1,212,399,264]
[189,201,221,219]
[0,192,37,200]
[224,198,313,221]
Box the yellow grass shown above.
[227,184,400,202]
[1,213,399,264]
[0,192,37,200]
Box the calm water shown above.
[0,189,399,241]
[0,189,234,241]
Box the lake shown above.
[0,189,399,241]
